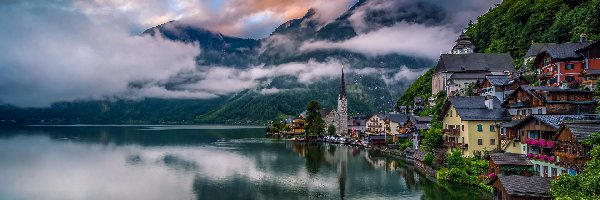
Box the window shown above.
[541,80,547,86]
[490,139,495,145]
[523,145,527,152]
[478,139,483,145]
[513,142,516,147]
[569,95,575,101]
[462,125,464,131]
[565,76,575,82]
[538,109,542,115]
[551,168,558,177]
[477,124,483,132]
[489,125,495,132]
[565,63,575,70]
[517,110,521,115]
[550,78,556,84]
[535,164,540,175]
[543,166,549,177]
[553,66,558,72]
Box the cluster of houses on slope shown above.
[430,33,600,199]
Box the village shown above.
[267,33,600,200]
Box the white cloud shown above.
[299,22,457,60]
[0,3,203,107]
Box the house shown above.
[348,115,368,137]
[487,153,532,176]
[477,75,530,101]
[387,113,409,138]
[432,53,515,96]
[523,43,551,67]
[320,108,335,130]
[554,120,600,175]
[366,114,386,134]
[577,40,600,90]
[439,96,511,156]
[533,36,599,87]
[406,116,432,149]
[580,69,600,90]
[290,118,305,134]
[511,115,597,177]
[502,85,596,120]
[488,175,552,200]
[413,96,425,114]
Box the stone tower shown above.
[336,66,348,135]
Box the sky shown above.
[0,0,500,107]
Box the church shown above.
[324,67,349,136]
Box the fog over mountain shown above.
[0,0,499,123]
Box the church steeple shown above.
[339,66,346,99]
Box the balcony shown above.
[525,139,555,148]
[526,153,556,162]
[443,128,460,136]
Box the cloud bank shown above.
[299,0,501,59]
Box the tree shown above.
[327,124,336,136]
[422,121,444,152]
[304,100,325,136]
[551,131,600,199]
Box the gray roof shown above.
[435,53,515,73]
[495,175,551,198]
[388,113,409,124]
[584,69,600,76]
[561,120,600,142]
[498,120,521,128]
[529,115,599,129]
[540,42,592,60]
[524,43,551,58]
[450,72,491,79]
[409,116,432,130]
[447,96,511,121]
[485,75,511,86]
[450,96,502,109]
[576,40,600,53]
[489,153,532,166]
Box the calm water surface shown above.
[0,126,490,200]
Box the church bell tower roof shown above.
[339,66,346,99]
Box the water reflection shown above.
[0,126,490,200]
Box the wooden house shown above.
[554,120,600,175]
[488,175,552,200]
[533,37,600,87]
[477,75,530,101]
[487,153,532,176]
[502,85,595,120]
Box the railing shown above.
[443,128,460,136]
[525,139,555,148]
[526,153,556,162]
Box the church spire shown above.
[339,65,346,99]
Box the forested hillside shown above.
[397,0,600,108]
[467,0,600,60]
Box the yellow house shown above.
[439,96,511,157]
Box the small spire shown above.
[339,65,346,99]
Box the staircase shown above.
[501,139,512,151]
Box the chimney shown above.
[485,96,494,110]
[580,34,587,43]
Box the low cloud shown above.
[299,22,457,60]
[0,3,204,107]
[299,0,499,60]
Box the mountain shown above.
[1,0,454,125]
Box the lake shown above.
[0,125,490,200]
